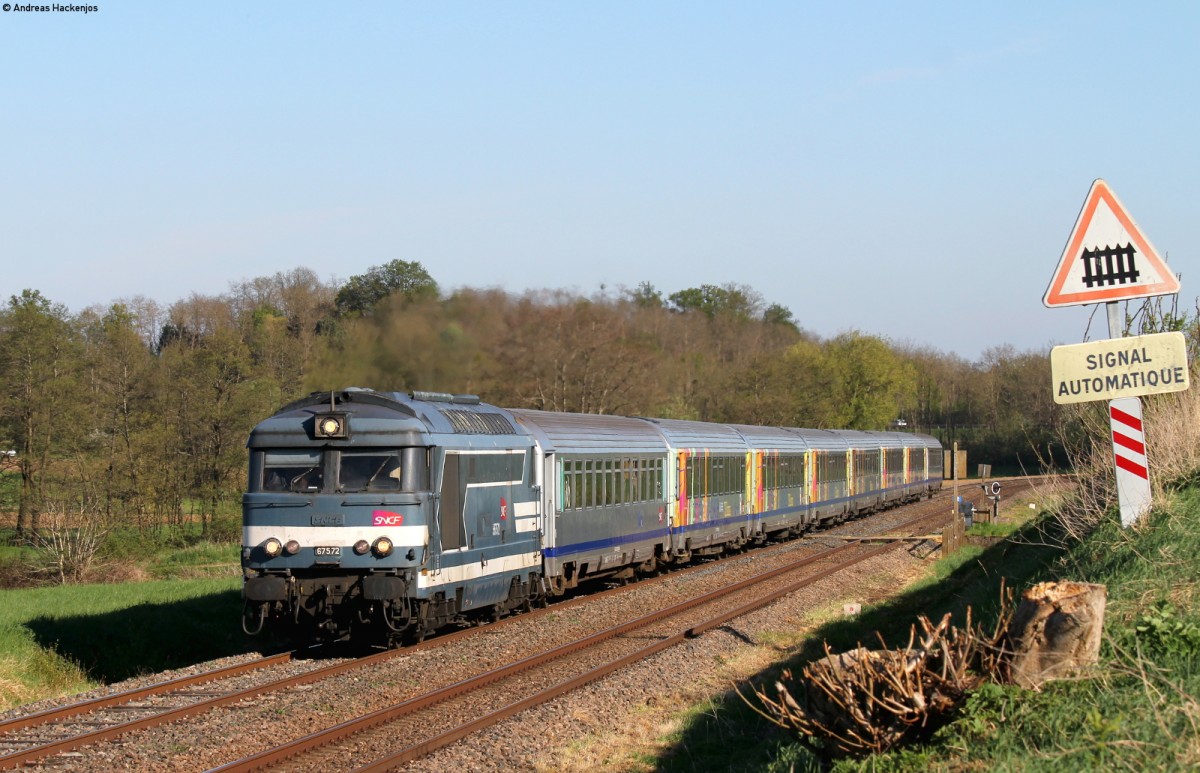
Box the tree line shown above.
[0,259,1071,542]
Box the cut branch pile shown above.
[752,599,1015,757]
[751,580,1108,757]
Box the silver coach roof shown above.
[914,433,943,451]
[785,428,851,451]
[862,431,909,448]
[839,429,883,448]
[642,417,750,455]
[727,424,812,453]
[507,409,668,456]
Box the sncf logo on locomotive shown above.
[372,510,404,527]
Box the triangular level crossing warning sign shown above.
[1043,179,1179,307]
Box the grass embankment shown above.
[0,540,247,712]
[632,482,1200,772]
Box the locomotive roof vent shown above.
[411,390,453,402]
[411,390,481,405]
[443,409,515,435]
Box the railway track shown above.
[212,500,963,772]
[0,480,1039,771]
[0,652,342,770]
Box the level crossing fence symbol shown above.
[1081,243,1140,288]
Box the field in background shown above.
[0,539,245,712]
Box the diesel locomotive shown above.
[241,388,943,645]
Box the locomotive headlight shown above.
[314,412,348,439]
[284,539,300,556]
[372,536,394,558]
[353,539,370,555]
[262,537,283,558]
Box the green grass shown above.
[0,521,250,709]
[966,519,1018,538]
[146,540,241,580]
[0,543,36,562]
[656,488,1200,772]
[0,576,248,711]
[0,472,17,511]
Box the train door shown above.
[438,451,465,552]
[675,450,689,529]
[540,451,554,555]
[847,449,856,498]
[808,450,819,508]
[752,451,764,515]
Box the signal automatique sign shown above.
[1045,180,1188,529]
[1051,332,1190,405]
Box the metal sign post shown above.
[1104,304,1152,526]
[1109,396,1151,526]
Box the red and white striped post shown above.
[1109,396,1151,527]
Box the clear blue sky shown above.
[3,2,1196,360]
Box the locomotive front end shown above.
[241,390,433,644]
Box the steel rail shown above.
[358,535,917,773]
[0,648,404,770]
[211,506,953,772]
[0,652,293,737]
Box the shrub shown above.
[1135,601,1200,658]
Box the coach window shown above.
[560,460,574,511]
[573,459,583,509]
[582,460,594,508]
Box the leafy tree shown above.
[306,290,495,395]
[0,290,81,538]
[156,295,278,536]
[229,267,336,385]
[628,281,664,309]
[667,283,763,321]
[777,338,839,427]
[823,332,918,429]
[972,345,1059,470]
[494,291,659,415]
[762,303,798,331]
[334,260,439,317]
[77,303,157,527]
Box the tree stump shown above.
[1006,581,1106,688]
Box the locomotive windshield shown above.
[262,450,323,492]
[253,448,427,493]
[338,451,402,492]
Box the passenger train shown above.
[241,389,943,645]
